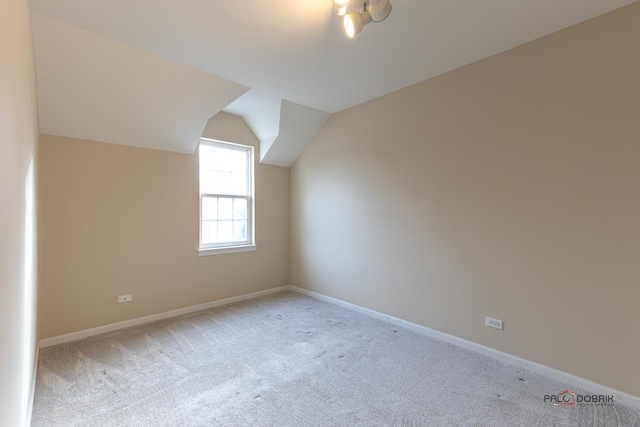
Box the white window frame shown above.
[198,138,256,256]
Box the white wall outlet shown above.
[485,317,503,330]
[118,294,133,304]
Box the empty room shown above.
[1,0,639,425]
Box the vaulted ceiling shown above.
[30,0,637,164]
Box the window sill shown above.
[198,244,257,257]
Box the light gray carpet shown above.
[32,291,640,426]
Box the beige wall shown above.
[0,0,40,425]
[290,3,640,396]
[38,112,289,339]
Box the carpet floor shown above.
[32,291,640,426]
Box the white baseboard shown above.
[288,286,640,410]
[39,286,289,348]
[25,341,39,427]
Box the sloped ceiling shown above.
[244,100,331,167]
[30,0,637,162]
[32,14,248,154]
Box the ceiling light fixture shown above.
[333,0,351,16]
[367,0,392,22]
[344,11,372,38]
[334,0,392,38]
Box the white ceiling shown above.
[32,14,248,153]
[30,0,637,157]
[244,100,331,167]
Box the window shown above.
[198,139,255,255]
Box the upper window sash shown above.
[199,139,252,197]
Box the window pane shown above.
[202,221,218,245]
[234,198,247,220]
[202,197,218,221]
[199,144,217,191]
[218,220,233,242]
[233,220,247,241]
[200,144,248,195]
[218,198,233,220]
[209,170,246,195]
[216,148,246,174]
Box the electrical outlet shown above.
[485,317,503,330]
[118,294,133,304]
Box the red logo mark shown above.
[554,390,577,406]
